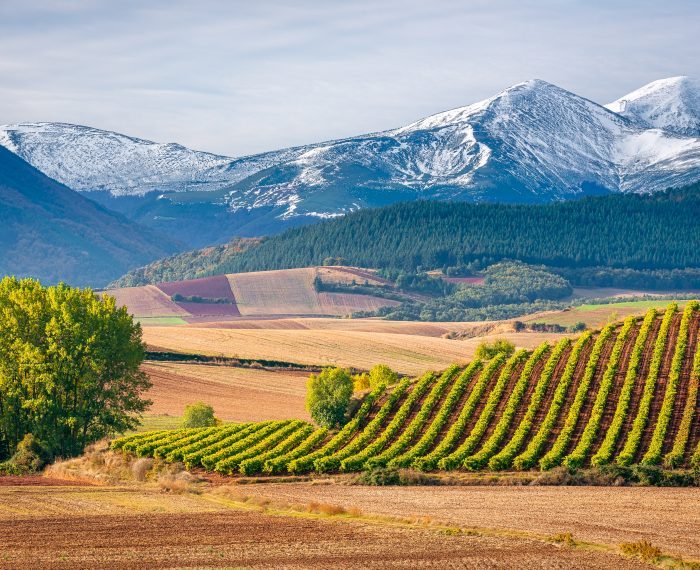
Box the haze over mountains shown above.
[1,76,700,285]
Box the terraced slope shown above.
[113,304,700,474]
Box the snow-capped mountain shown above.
[606,76,700,137]
[1,77,700,247]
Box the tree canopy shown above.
[305,367,353,428]
[0,278,151,462]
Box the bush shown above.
[1,434,50,474]
[182,402,219,428]
[306,367,353,428]
[475,339,515,360]
[368,364,399,389]
[352,373,370,392]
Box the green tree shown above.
[475,339,516,360]
[0,277,151,461]
[182,402,218,428]
[368,364,399,389]
[305,367,353,428]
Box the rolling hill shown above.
[0,146,179,286]
[107,266,399,323]
[3,77,700,246]
[114,303,700,474]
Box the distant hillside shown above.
[115,183,700,288]
[111,238,260,287]
[0,146,179,287]
[116,302,700,474]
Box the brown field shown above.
[237,482,700,561]
[0,483,654,569]
[104,285,189,318]
[143,326,562,374]
[226,267,398,317]
[143,361,310,422]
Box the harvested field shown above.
[155,274,236,301]
[239,482,700,561]
[143,326,560,374]
[105,285,189,318]
[142,361,310,422]
[526,299,694,328]
[0,485,653,569]
[226,267,396,317]
[193,317,496,337]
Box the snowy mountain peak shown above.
[606,76,700,137]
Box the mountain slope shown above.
[2,78,700,246]
[0,146,179,286]
[114,182,700,286]
[606,76,700,137]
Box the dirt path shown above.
[237,483,700,561]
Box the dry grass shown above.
[142,361,311,422]
[619,540,663,562]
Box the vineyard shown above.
[113,303,700,475]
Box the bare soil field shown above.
[241,483,700,561]
[0,485,652,569]
[142,361,310,422]
[143,326,562,374]
[104,285,189,318]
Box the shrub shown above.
[306,367,354,428]
[2,434,50,473]
[619,540,662,562]
[368,364,399,389]
[182,402,219,428]
[352,373,370,392]
[475,338,516,360]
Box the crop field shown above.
[142,362,310,422]
[526,299,695,328]
[123,303,700,476]
[142,324,559,374]
[104,285,189,318]
[0,483,655,570]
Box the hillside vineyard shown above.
[114,303,700,474]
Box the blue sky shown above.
[1,0,698,156]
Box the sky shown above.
[1,0,698,157]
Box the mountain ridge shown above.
[2,77,700,248]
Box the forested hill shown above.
[115,183,700,287]
[216,184,700,272]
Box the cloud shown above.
[1,0,698,156]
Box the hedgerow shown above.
[489,338,570,470]
[365,367,460,470]
[341,372,435,472]
[540,323,615,470]
[642,302,698,465]
[439,350,528,470]
[512,332,592,470]
[617,304,677,466]
[414,355,505,471]
[591,309,656,467]
[464,343,550,470]
[564,316,635,469]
